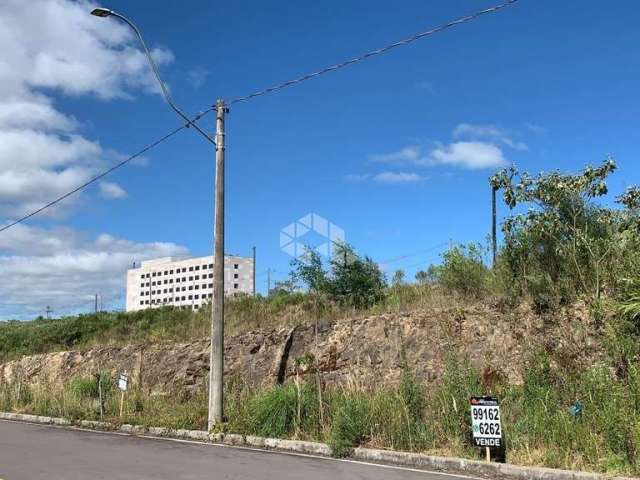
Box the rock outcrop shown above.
[0,304,602,395]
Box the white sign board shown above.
[470,396,502,447]
[117,373,129,391]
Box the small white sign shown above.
[117,373,129,391]
[470,396,502,447]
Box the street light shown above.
[91,7,227,429]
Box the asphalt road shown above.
[0,420,475,480]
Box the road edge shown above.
[0,411,634,480]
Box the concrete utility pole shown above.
[90,7,224,430]
[252,246,256,296]
[209,100,226,429]
[267,268,272,296]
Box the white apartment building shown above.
[125,255,254,312]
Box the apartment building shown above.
[125,255,254,312]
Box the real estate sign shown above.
[470,396,502,448]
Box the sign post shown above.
[470,396,502,462]
[118,371,129,419]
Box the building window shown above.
[145,300,149,304]
[195,285,199,290]
[188,295,193,300]
[234,273,239,279]
[195,294,199,300]
[182,287,186,292]
[181,296,186,301]
[163,289,167,294]
[140,301,144,305]
[234,264,239,269]
[195,275,200,280]
[202,284,208,289]
[209,283,213,288]
[140,283,144,288]
[188,286,193,291]
[189,266,193,272]
[189,276,193,281]
[208,273,213,279]
[169,288,173,293]
[164,270,168,275]
[196,265,200,271]
[176,278,180,283]
[208,263,213,269]
[170,270,174,274]
[152,281,156,286]
[234,283,239,289]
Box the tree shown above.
[290,242,387,309]
[491,158,636,305]
[392,269,405,287]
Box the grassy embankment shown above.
[2,343,639,475]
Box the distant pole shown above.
[45,306,53,320]
[209,99,226,430]
[491,186,497,266]
[95,293,98,313]
[267,268,272,296]
[252,246,256,297]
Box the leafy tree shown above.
[415,270,429,284]
[492,158,640,307]
[290,242,386,309]
[392,269,405,287]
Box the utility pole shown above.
[252,246,256,296]
[95,293,98,314]
[267,268,272,296]
[209,99,226,429]
[491,185,497,267]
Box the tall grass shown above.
[2,350,639,475]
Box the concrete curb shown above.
[0,412,633,480]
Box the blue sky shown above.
[1,0,639,319]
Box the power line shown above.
[0,108,215,234]
[377,242,449,266]
[228,0,520,106]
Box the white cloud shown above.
[370,146,420,165]
[0,224,189,319]
[428,141,508,169]
[0,0,174,219]
[344,173,370,182]
[99,181,127,199]
[373,171,424,184]
[369,122,527,172]
[186,67,210,89]
[453,123,527,151]
[526,122,546,134]
[417,80,436,95]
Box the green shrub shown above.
[437,244,491,299]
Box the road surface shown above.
[0,419,475,480]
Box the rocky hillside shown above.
[0,303,602,395]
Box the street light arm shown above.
[98,9,217,145]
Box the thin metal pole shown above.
[252,246,257,296]
[491,186,497,266]
[95,294,98,314]
[209,100,226,429]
